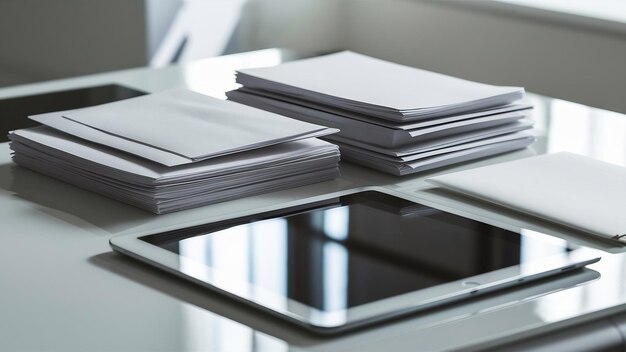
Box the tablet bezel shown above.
[109,187,600,333]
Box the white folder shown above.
[427,152,626,243]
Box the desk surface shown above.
[2,49,626,352]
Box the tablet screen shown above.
[0,84,146,142]
[141,191,570,312]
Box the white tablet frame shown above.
[110,187,600,333]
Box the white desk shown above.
[2,49,626,351]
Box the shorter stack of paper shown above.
[227,51,535,176]
[9,88,340,214]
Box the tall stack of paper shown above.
[227,51,535,176]
[9,88,340,214]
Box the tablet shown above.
[110,189,600,333]
[0,84,145,142]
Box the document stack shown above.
[9,88,340,214]
[227,51,534,176]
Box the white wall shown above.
[146,0,183,58]
[342,0,626,114]
[232,0,346,55]
[0,0,149,86]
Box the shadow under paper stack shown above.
[227,51,534,176]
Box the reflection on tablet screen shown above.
[142,192,570,312]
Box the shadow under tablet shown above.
[90,251,600,345]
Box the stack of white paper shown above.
[9,89,340,214]
[227,51,534,176]
[427,152,626,244]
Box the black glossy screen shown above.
[141,191,568,311]
[0,84,146,142]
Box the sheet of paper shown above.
[427,152,626,242]
[339,132,534,163]
[60,88,337,161]
[10,127,338,183]
[231,87,533,129]
[326,120,533,157]
[30,111,193,166]
[228,89,530,148]
[342,138,534,176]
[236,51,523,115]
